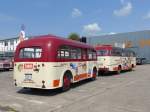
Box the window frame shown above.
[57,45,96,61]
[19,47,43,59]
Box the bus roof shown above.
[18,34,94,49]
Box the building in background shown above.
[86,30,150,64]
[0,37,28,57]
[0,37,18,56]
[1,30,150,63]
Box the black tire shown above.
[98,70,104,76]
[130,64,134,71]
[116,66,121,74]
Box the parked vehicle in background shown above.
[136,58,146,65]
[14,35,98,91]
[95,45,136,75]
[0,57,13,71]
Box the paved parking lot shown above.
[0,65,150,112]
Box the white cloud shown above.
[113,2,132,16]
[83,23,101,35]
[0,13,16,21]
[71,8,82,18]
[109,32,116,35]
[143,11,150,19]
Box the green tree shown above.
[68,33,80,41]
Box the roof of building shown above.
[87,30,150,38]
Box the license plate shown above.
[24,74,32,81]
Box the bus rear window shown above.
[97,50,110,56]
[19,47,42,59]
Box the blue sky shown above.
[0,0,150,38]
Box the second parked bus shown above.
[95,45,136,75]
[14,35,98,91]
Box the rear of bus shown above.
[95,45,112,74]
[13,37,58,89]
[96,45,122,74]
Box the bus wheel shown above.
[117,66,121,74]
[62,74,71,91]
[91,68,97,80]
[98,70,104,76]
[130,64,134,71]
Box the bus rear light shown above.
[53,80,60,87]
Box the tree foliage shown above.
[68,33,80,41]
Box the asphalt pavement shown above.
[0,65,150,112]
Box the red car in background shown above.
[0,57,13,71]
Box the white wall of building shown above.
[0,37,28,53]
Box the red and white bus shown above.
[14,35,98,91]
[95,45,136,75]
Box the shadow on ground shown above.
[16,69,135,96]
[98,69,135,77]
[17,79,94,96]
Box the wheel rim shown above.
[63,76,70,90]
[93,70,97,79]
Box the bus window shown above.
[97,49,109,56]
[92,50,97,60]
[57,45,70,59]
[111,48,122,56]
[77,48,81,59]
[57,45,82,60]
[19,47,42,59]
[88,49,97,60]
[87,50,93,59]
[82,49,87,60]
[129,51,136,57]
[70,48,76,59]
[70,47,81,59]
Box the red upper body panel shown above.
[95,45,113,50]
[15,35,94,62]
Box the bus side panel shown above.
[14,61,97,89]
[98,56,121,72]
[86,60,98,76]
